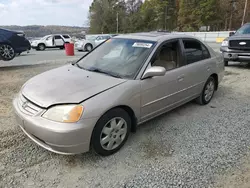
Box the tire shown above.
[60,46,64,50]
[85,44,93,52]
[91,108,131,156]
[224,60,229,66]
[196,76,216,105]
[0,44,15,61]
[37,43,46,51]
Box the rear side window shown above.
[54,35,62,39]
[183,40,210,64]
[63,35,70,39]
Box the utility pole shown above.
[242,0,248,26]
[229,0,236,31]
[116,12,119,34]
[164,6,168,31]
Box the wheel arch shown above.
[85,43,93,48]
[93,105,137,134]
[210,73,218,90]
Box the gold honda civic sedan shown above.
[13,32,224,156]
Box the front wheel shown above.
[0,44,15,61]
[37,44,46,51]
[91,108,131,156]
[196,76,216,105]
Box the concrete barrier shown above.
[173,31,233,43]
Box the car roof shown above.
[115,32,200,42]
[0,28,24,34]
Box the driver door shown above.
[140,39,186,122]
[54,35,64,46]
[45,36,53,47]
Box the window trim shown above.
[139,39,185,80]
[180,38,211,65]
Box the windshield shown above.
[235,24,250,35]
[77,38,156,79]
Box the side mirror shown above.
[142,66,166,79]
[229,31,235,36]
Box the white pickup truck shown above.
[31,34,72,51]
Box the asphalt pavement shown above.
[0,49,87,68]
[0,43,221,68]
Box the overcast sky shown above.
[0,0,93,26]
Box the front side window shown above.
[46,36,52,40]
[235,24,250,35]
[152,40,181,71]
[77,38,156,79]
[54,35,62,39]
[183,40,210,64]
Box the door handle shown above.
[177,75,184,82]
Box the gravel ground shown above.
[0,61,250,188]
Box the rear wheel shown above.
[85,44,93,52]
[37,44,45,51]
[91,108,131,156]
[196,76,216,105]
[0,44,15,61]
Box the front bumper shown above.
[13,97,98,155]
[75,45,85,51]
[220,46,250,62]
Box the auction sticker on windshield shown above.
[132,42,153,48]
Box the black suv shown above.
[0,28,31,61]
[220,23,250,66]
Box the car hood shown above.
[31,39,42,43]
[22,64,127,108]
[229,34,250,40]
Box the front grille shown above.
[229,40,250,50]
[18,94,43,116]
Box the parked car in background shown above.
[31,34,71,51]
[0,28,31,61]
[13,32,224,156]
[220,23,250,66]
[75,34,114,52]
[94,34,113,46]
[75,35,97,52]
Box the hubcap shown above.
[0,45,15,60]
[204,80,215,102]
[100,117,127,151]
[86,45,92,51]
[39,45,45,50]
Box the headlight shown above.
[221,40,228,47]
[42,105,84,123]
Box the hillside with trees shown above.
[88,0,250,34]
[0,25,88,38]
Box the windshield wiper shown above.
[88,68,122,78]
[73,63,88,70]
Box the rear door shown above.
[54,35,64,46]
[179,38,213,97]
